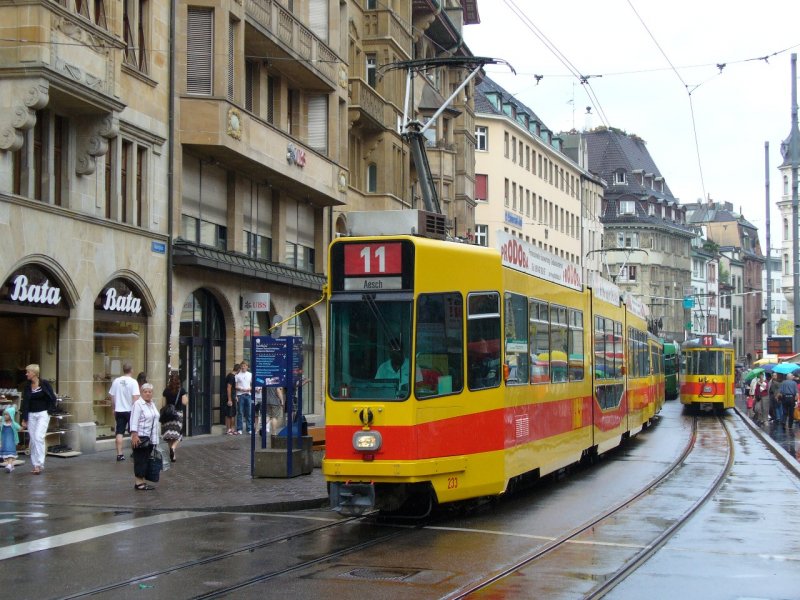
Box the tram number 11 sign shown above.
[343,242,403,291]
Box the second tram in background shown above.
[323,211,666,515]
[679,335,735,412]
[663,341,681,400]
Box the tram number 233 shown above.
[447,476,458,489]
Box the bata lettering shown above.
[103,288,142,313]
[9,275,62,305]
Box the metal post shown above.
[765,142,772,342]
[791,54,800,353]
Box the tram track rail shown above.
[448,414,734,599]
[57,510,403,599]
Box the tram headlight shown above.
[353,430,382,453]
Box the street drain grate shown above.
[341,567,422,582]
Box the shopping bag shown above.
[794,403,800,422]
[746,396,754,410]
[146,445,164,482]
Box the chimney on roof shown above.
[583,106,592,132]
[707,193,712,206]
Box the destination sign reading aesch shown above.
[496,231,582,291]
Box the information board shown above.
[767,336,793,355]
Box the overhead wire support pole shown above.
[765,142,772,341]
[791,54,800,353]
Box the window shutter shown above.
[475,174,487,201]
[245,61,255,112]
[308,0,328,43]
[307,95,327,154]
[227,20,235,101]
[187,7,213,95]
[266,76,275,124]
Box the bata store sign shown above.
[2,266,68,311]
[96,279,144,315]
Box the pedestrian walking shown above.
[161,372,188,462]
[234,361,253,435]
[777,373,798,428]
[20,364,57,475]
[265,386,285,438]
[224,363,239,435]
[131,383,159,491]
[768,372,780,422]
[1,404,21,473]
[109,362,140,462]
[749,373,767,424]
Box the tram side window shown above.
[504,292,529,386]
[550,305,568,382]
[467,292,501,391]
[614,322,623,377]
[594,317,607,379]
[568,309,584,381]
[415,293,464,398]
[530,300,549,383]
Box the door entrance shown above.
[178,290,225,436]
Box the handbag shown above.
[146,445,163,482]
[794,403,800,422]
[159,403,177,424]
[746,396,755,410]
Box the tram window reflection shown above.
[467,292,501,391]
[415,293,463,398]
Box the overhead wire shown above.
[625,0,707,203]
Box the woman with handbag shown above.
[131,383,159,490]
[162,372,188,463]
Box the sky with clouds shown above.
[462,0,800,254]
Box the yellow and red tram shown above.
[323,224,665,514]
[679,335,735,412]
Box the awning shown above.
[172,240,326,292]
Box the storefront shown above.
[0,264,70,395]
[92,278,149,439]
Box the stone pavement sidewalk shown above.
[2,432,330,512]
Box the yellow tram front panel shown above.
[679,335,735,410]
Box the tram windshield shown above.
[328,296,413,400]
[685,350,727,376]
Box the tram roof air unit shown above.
[347,210,447,240]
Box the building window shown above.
[475,174,488,201]
[504,132,509,158]
[475,126,488,151]
[285,242,315,272]
[182,214,227,250]
[619,265,637,282]
[227,19,236,101]
[504,178,509,207]
[187,7,214,95]
[123,0,148,74]
[266,75,275,124]
[366,54,377,88]
[307,94,328,154]
[367,163,377,192]
[475,224,488,247]
[619,200,635,215]
[614,170,626,184]
[245,231,272,261]
[245,61,256,112]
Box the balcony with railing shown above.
[348,78,388,131]
[362,8,413,58]
[245,0,338,90]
